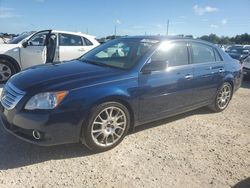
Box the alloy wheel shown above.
[217,83,232,110]
[91,106,127,147]
[0,63,12,82]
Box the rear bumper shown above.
[0,104,84,146]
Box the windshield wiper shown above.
[80,58,123,70]
[80,59,109,67]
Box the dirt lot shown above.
[0,81,249,188]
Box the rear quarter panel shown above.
[220,47,242,92]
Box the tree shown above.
[199,33,250,45]
[200,34,220,44]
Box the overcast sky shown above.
[0,0,249,37]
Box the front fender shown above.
[0,44,21,65]
[67,77,139,126]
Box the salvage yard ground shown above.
[0,81,249,188]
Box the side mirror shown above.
[22,41,28,48]
[141,60,167,74]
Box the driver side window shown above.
[150,42,189,67]
[28,32,49,46]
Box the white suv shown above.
[0,30,100,82]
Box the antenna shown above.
[114,25,117,37]
[166,19,169,36]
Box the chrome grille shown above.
[1,82,25,110]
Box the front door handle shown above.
[219,68,225,73]
[185,74,193,80]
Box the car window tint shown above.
[151,42,188,67]
[191,43,215,63]
[83,38,93,46]
[214,49,223,61]
[28,32,48,46]
[8,32,34,44]
[60,33,83,46]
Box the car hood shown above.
[0,44,20,53]
[9,60,126,92]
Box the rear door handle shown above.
[185,74,193,80]
[78,48,86,52]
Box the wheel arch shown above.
[223,75,235,93]
[79,95,136,148]
[0,54,21,73]
[91,95,135,132]
[226,79,234,91]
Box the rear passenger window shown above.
[83,37,93,46]
[59,33,83,46]
[214,49,223,61]
[151,42,189,67]
[191,43,215,63]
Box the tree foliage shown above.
[199,33,250,45]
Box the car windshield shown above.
[80,38,159,70]
[8,32,34,44]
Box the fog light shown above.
[32,130,41,140]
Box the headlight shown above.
[25,91,68,110]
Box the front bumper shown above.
[0,103,84,146]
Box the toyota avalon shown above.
[0,36,243,152]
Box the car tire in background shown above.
[209,82,233,112]
[82,102,130,152]
[0,59,16,83]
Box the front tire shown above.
[82,102,130,152]
[209,82,233,112]
[0,59,16,83]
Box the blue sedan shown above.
[0,36,243,152]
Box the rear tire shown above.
[208,82,233,112]
[0,59,16,83]
[82,102,130,152]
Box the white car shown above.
[0,37,10,44]
[0,30,100,82]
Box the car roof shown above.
[122,35,215,46]
[51,30,96,38]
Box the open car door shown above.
[20,30,52,69]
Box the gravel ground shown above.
[0,81,249,188]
